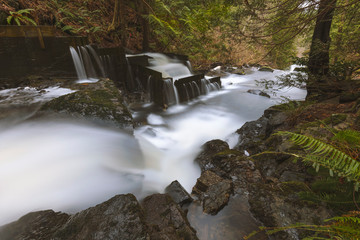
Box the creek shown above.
[0,63,306,228]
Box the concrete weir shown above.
[0,26,220,106]
[0,26,87,87]
[127,53,221,106]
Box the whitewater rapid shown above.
[0,66,306,225]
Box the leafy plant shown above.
[245,211,360,239]
[6,9,37,26]
[276,131,360,191]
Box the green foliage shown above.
[48,0,103,35]
[276,131,360,191]
[299,178,359,211]
[245,211,360,239]
[6,9,37,26]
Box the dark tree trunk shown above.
[307,0,337,100]
[308,0,337,76]
[139,0,150,52]
[109,0,126,47]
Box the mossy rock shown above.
[258,66,274,72]
[41,79,134,130]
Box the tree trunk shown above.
[108,0,126,47]
[308,0,337,76]
[307,0,337,99]
[139,0,150,52]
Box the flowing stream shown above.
[0,66,306,227]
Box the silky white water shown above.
[0,66,306,225]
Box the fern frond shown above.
[276,131,360,186]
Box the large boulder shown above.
[0,194,149,240]
[142,194,198,240]
[40,78,134,130]
[0,210,70,240]
[54,194,148,240]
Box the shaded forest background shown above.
[1,0,359,72]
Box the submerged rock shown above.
[40,78,134,131]
[258,66,274,72]
[142,194,198,240]
[247,89,271,98]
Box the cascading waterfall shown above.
[69,45,106,83]
[163,79,179,105]
[79,46,97,79]
[69,46,87,81]
[85,45,106,78]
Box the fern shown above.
[245,212,360,239]
[6,9,37,26]
[276,131,360,191]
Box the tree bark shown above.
[308,0,337,76]
[108,0,126,47]
[139,0,150,52]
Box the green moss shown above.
[322,114,347,126]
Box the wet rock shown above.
[231,68,245,75]
[142,194,198,240]
[165,180,193,207]
[258,66,274,72]
[235,106,289,155]
[235,116,269,155]
[192,170,233,215]
[247,89,271,98]
[0,210,70,240]
[195,139,230,172]
[54,194,148,240]
[40,78,134,131]
[248,181,332,240]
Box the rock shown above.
[165,180,193,207]
[248,181,332,240]
[235,106,289,155]
[247,89,270,98]
[54,194,149,240]
[0,210,70,240]
[258,66,274,72]
[235,116,269,155]
[192,170,233,215]
[142,194,198,240]
[40,78,134,131]
[279,170,306,182]
[195,139,230,172]
[0,194,149,240]
[231,68,245,75]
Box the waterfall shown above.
[69,46,87,81]
[186,60,193,74]
[86,45,106,78]
[69,45,106,83]
[146,53,192,80]
[79,46,97,79]
[163,79,179,105]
